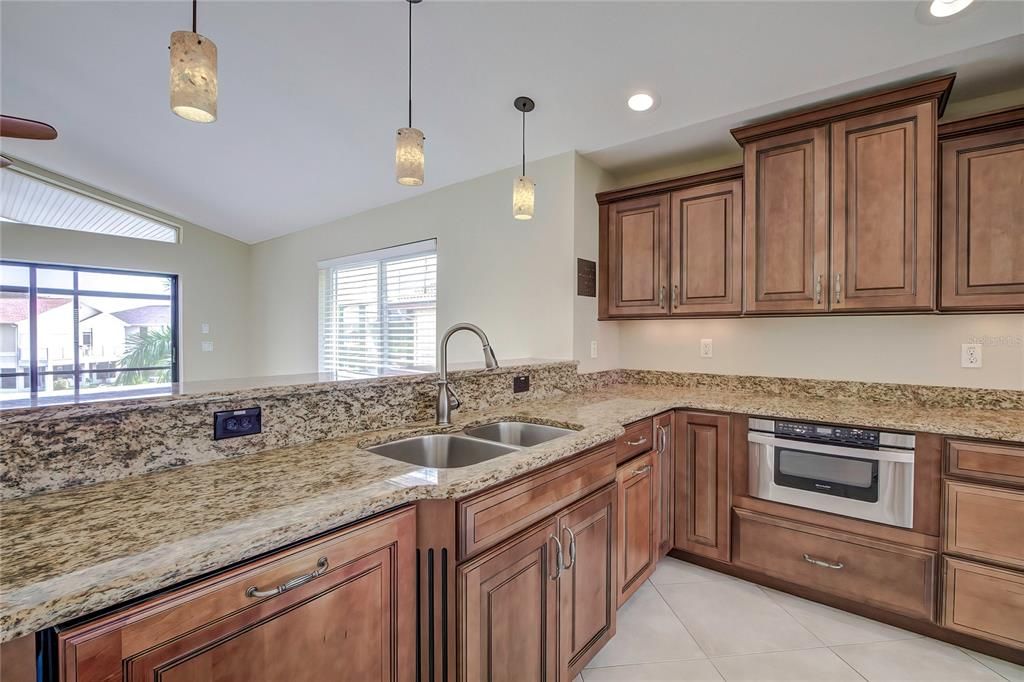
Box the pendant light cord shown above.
[403,0,411,127]
[521,110,526,177]
[192,0,197,34]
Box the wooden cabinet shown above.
[734,509,937,621]
[669,179,743,315]
[733,74,954,315]
[939,107,1024,311]
[742,126,830,314]
[616,418,654,463]
[557,485,617,680]
[942,557,1024,649]
[597,167,743,319]
[944,480,1024,570]
[459,519,560,682]
[604,195,670,316]
[58,507,416,682]
[831,103,936,311]
[946,438,1024,487]
[674,412,731,562]
[616,451,659,606]
[655,412,675,555]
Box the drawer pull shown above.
[803,553,844,570]
[632,464,651,476]
[246,557,329,598]
[626,437,648,447]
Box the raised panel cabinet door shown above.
[606,194,670,316]
[743,125,830,314]
[940,125,1024,310]
[459,519,560,682]
[556,485,617,681]
[59,507,417,682]
[830,102,937,311]
[615,451,659,607]
[656,412,675,555]
[674,412,731,562]
[669,179,743,315]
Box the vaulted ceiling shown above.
[2,1,1022,243]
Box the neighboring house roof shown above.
[0,296,70,323]
[112,304,170,326]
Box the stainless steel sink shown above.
[366,434,519,468]
[462,421,575,447]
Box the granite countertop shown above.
[2,383,1022,642]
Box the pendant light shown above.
[169,0,218,123]
[396,0,425,186]
[512,96,536,220]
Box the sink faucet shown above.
[436,322,499,425]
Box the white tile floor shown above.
[578,557,1024,682]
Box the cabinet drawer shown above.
[947,439,1024,487]
[617,419,654,463]
[944,480,1024,569]
[733,509,937,620]
[458,444,617,560]
[943,557,1024,649]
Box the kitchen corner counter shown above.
[2,383,1021,642]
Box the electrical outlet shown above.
[201,323,210,334]
[201,341,214,352]
[214,407,262,440]
[513,375,530,393]
[961,343,983,368]
[700,338,713,358]
[590,340,598,358]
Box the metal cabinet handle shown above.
[659,286,666,308]
[550,534,564,580]
[672,285,679,308]
[803,553,844,570]
[656,425,667,454]
[246,557,329,598]
[834,273,842,304]
[632,464,652,476]
[626,436,648,447]
[562,526,577,570]
[814,274,822,304]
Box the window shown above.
[0,261,178,408]
[318,240,436,379]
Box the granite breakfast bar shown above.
[3,365,1023,646]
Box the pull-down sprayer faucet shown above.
[436,323,498,426]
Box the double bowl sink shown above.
[367,421,576,468]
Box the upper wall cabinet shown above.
[732,74,955,315]
[938,107,1024,311]
[598,167,743,319]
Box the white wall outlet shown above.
[590,340,598,359]
[700,338,713,358]
[201,323,210,334]
[961,343,982,368]
[202,341,214,352]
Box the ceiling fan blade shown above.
[0,115,58,140]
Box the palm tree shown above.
[116,327,172,385]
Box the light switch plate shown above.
[961,343,982,368]
[202,341,214,352]
[590,340,598,358]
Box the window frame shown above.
[0,260,180,397]
[318,239,437,379]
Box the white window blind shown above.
[318,240,436,379]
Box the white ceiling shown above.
[2,1,1022,244]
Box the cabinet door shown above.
[656,412,675,555]
[557,485,617,681]
[675,412,731,562]
[940,125,1024,310]
[831,102,937,311]
[59,508,416,682]
[616,451,659,606]
[606,194,670,316]
[669,179,743,315]
[743,126,830,314]
[459,519,560,682]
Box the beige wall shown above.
[0,220,253,382]
[248,152,578,376]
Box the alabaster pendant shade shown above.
[170,30,218,123]
[513,176,535,220]
[396,127,425,186]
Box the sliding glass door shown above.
[0,261,178,407]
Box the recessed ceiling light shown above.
[929,0,973,17]
[627,93,656,112]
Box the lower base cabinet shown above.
[943,556,1024,649]
[459,485,617,682]
[58,507,417,682]
[616,451,659,606]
